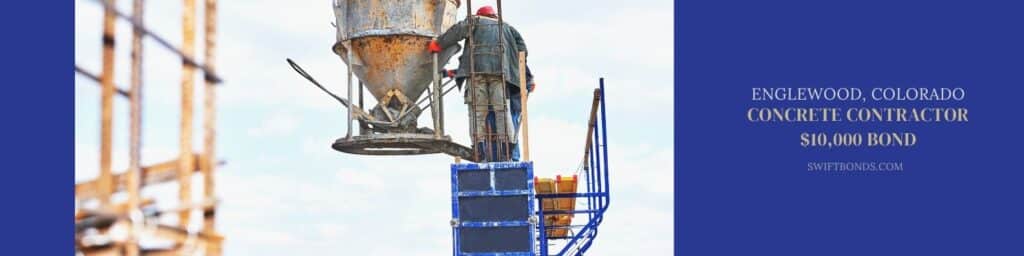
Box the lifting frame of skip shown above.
[289,0,528,163]
[288,0,481,160]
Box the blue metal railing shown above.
[537,78,610,256]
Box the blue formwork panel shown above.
[451,161,536,256]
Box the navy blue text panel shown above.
[677,0,1024,255]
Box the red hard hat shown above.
[476,6,496,17]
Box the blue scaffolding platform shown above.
[451,79,611,256]
[451,161,537,256]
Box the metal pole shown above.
[431,0,446,138]
[599,78,610,208]
[496,0,510,160]
[450,166,460,256]
[538,198,548,256]
[431,43,441,138]
[346,44,354,139]
[75,66,131,97]
[339,0,353,139]
[588,136,596,222]
[438,77,445,136]
[179,0,196,230]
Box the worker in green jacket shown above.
[429,5,528,161]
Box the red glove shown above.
[528,82,536,92]
[428,40,441,53]
[438,69,456,78]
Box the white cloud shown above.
[236,228,300,247]
[594,205,675,254]
[246,111,300,137]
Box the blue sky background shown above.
[75,0,672,254]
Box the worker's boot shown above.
[510,142,520,161]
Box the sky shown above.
[75,0,673,255]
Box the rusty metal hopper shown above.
[320,0,475,160]
[333,0,461,107]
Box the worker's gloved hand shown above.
[528,81,536,93]
[439,69,456,78]
[427,40,441,53]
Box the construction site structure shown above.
[291,0,613,254]
[74,0,224,255]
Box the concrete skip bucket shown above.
[288,0,475,160]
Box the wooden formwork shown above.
[74,0,223,255]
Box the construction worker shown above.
[430,5,528,161]
[443,66,534,161]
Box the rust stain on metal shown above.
[351,35,434,102]
[336,0,461,105]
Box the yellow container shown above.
[535,175,579,238]
[555,175,578,213]
[535,178,556,211]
